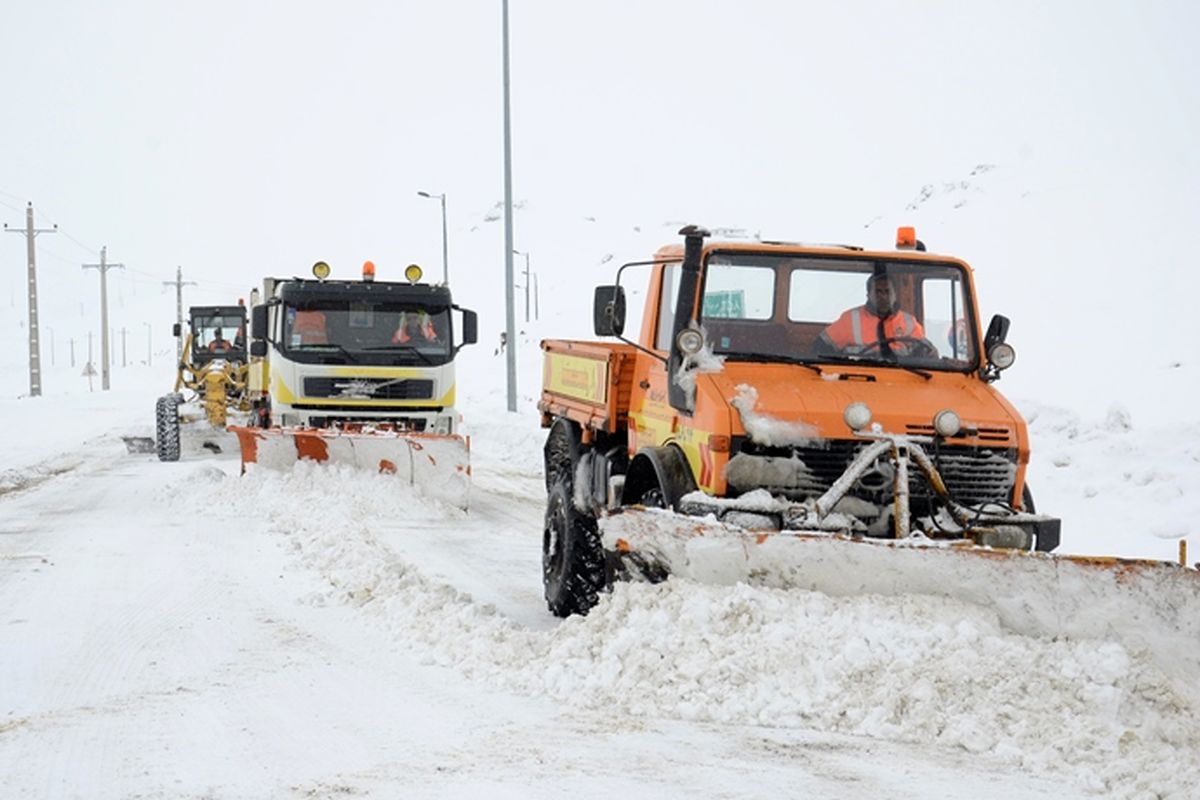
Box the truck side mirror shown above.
[251,305,267,341]
[249,340,267,358]
[460,309,478,345]
[593,285,626,337]
[172,322,181,337]
[983,314,1010,351]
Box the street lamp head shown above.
[417,191,431,198]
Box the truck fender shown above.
[621,445,697,511]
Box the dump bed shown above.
[538,339,638,435]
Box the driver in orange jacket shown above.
[392,310,438,344]
[816,274,925,355]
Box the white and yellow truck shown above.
[231,260,478,507]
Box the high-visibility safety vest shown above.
[393,311,437,344]
[293,311,328,344]
[822,306,925,351]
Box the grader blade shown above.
[229,426,471,510]
[600,508,1200,705]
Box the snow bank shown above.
[1021,392,1200,564]
[191,461,1200,800]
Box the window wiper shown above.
[891,363,933,381]
[298,343,359,363]
[814,351,932,380]
[723,351,823,376]
[810,352,872,366]
[363,344,434,366]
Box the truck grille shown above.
[303,377,434,400]
[731,440,1017,507]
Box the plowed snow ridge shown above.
[192,462,1200,800]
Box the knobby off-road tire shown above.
[155,395,181,462]
[543,477,607,617]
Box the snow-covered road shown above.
[1,356,1198,798]
[0,398,1195,798]
[0,436,1058,796]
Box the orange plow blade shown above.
[229,426,471,509]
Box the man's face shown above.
[868,278,896,315]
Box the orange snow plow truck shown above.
[537,225,1199,624]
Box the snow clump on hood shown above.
[731,384,820,447]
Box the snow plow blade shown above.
[602,509,1200,700]
[229,426,471,509]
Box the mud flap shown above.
[229,426,471,510]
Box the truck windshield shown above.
[282,300,452,367]
[192,312,246,359]
[699,254,977,370]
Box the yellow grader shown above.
[154,305,250,461]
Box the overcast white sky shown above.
[2,1,1198,413]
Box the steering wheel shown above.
[858,336,939,359]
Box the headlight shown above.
[843,401,872,431]
[677,328,704,356]
[988,342,1016,370]
[933,409,962,437]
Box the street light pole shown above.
[417,191,449,285]
[143,322,152,366]
[501,0,517,412]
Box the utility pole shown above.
[120,327,127,367]
[82,246,125,391]
[69,338,76,368]
[513,250,531,323]
[4,203,57,397]
[163,266,195,361]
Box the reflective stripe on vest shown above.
[849,307,916,346]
